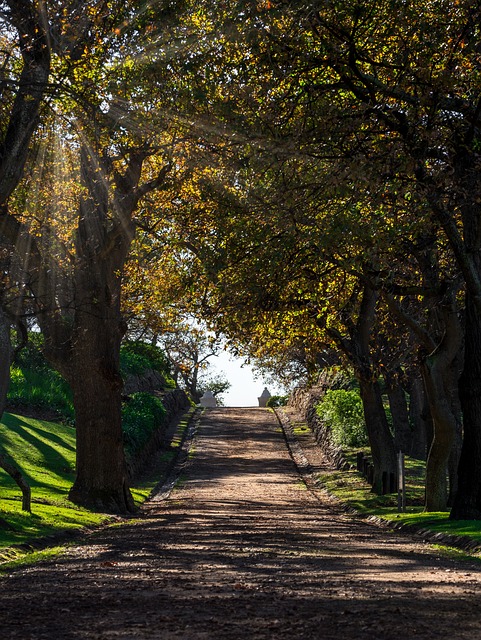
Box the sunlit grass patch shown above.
[318,448,481,552]
[292,424,310,436]
[389,511,481,544]
[318,447,426,515]
[0,414,111,552]
[0,545,68,574]
[339,448,426,508]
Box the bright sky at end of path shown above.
[210,350,284,407]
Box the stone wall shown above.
[288,386,351,470]
[128,387,191,479]
[158,388,191,423]
[123,369,168,395]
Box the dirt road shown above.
[2,407,481,639]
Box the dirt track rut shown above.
[2,407,481,639]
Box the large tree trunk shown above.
[68,371,133,513]
[48,306,135,514]
[328,280,397,492]
[0,1,50,205]
[407,375,430,460]
[421,292,462,512]
[385,370,412,455]
[39,148,139,514]
[354,283,397,492]
[63,191,135,513]
[65,269,134,513]
[358,377,397,494]
[448,422,463,507]
[384,274,462,511]
[448,168,481,519]
[421,359,456,512]
[451,290,481,519]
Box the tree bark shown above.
[0,1,50,205]
[37,147,169,514]
[406,375,429,460]
[57,343,134,513]
[385,371,412,455]
[451,290,481,519]
[358,377,397,493]
[448,169,481,519]
[61,260,133,512]
[421,358,456,512]
[327,280,397,492]
[384,281,462,511]
[41,149,137,513]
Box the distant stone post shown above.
[258,388,272,407]
[200,390,217,407]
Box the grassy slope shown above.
[288,418,481,553]
[0,413,159,559]
[320,448,481,548]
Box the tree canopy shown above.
[2,0,481,518]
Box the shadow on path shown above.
[1,407,481,639]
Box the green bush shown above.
[120,341,175,388]
[316,389,368,448]
[8,335,172,449]
[122,392,167,456]
[8,333,74,422]
[120,349,152,377]
[120,341,171,377]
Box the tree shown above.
[0,0,51,513]
[157,323,227,403]
[140,1,470,508]
[0,1,183,513]
[172,0,477,515]
[0,0,50,206]
[198,373,231,406]
[259,0,480,517]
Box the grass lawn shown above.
[319,448,481,550]
[0,413,165,560]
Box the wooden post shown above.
[367,463,374,486]
[397,451,406,513]
[363,457,369,478]
[357,451,364,472]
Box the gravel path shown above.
[2,407,481,639]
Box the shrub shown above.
[120,341,175,388]
[316,389,368,448]
[120,349,152,377]
[120,341,171,376]
[8,332,74,421]
[122,392,167,456]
